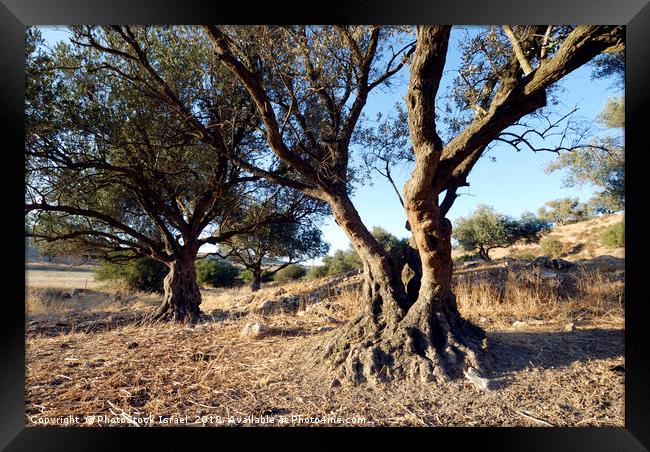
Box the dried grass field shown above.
[25,253,625,427]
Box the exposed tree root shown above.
[317,298,491,385]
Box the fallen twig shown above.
[515,409,554,427]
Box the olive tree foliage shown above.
[544,96,624,214]
[453,205,551,260]
[536,197,594,225]
[24,26,297,322]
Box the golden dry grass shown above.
[454,266,624,327]
[25,258,625,427]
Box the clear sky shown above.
[37,26,622,258]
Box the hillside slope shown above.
[462,213,624,261]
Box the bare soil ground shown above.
[25,256,625,427]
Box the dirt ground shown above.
[25,264,624,427]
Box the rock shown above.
[512,320,527,328]
[296,311,305,317]
[256,300,274,314]
[531,256,554,269]
[479,317,491,324]
[329,378,341,389]
[126,341,138,349]
[539,270,557,279]
[317,326,334,332]
[241,322,270,338]
[564,322,575,332]
[464,367,491,391]
[552,258,574,270]
[324,316,339,324]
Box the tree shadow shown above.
[485,327,624,380]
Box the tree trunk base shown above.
[144,302,204,324]
[318,299,490,385]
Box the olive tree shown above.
[67,25,623,381]
[25,27,293,322]
[454,205,550,260]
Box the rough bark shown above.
[317,190,488,384]
[148,249,202,323]
[250,268,262,292]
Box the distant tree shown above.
[274,264,307,283]
[218,195,329,291]
[537,198,593,225]
[545,97,624,214]
[321,249,363,276]
[454,205,551,260]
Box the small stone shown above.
[126,341,138,349]
[564,322,575,332]
[317,326,334,332]
[479,317,490,324]
[241,322,270,338]
[512,320,527,328]
[256,300,274,314]
[324,316,338,324]
[532,256,554,269]
[464,367,491,391]
[296,311,305,317]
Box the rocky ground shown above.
[25,255,625,427]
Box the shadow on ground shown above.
[487,327,624,378]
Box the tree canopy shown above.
[545,96,624,214]
[453,205,551,260]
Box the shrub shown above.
[321,249,363,276]
[195,259,240,288]
[307,265,329,279]
[274,264,307,283]
[540,237,564,258]
[509,249,537,260]
[601,221,625,247]
[95,257,168,292]
[238,268,273,284]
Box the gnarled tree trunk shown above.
[318,192,488,384]
[250,268,262,292]
[149,247,202,323]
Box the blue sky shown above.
[37,26,622,257]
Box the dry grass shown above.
[455,266,624,327]
[26,266,102,290]
[25,258,625,427]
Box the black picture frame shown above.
[2,1,648,450]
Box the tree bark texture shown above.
[149,249,202,323]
